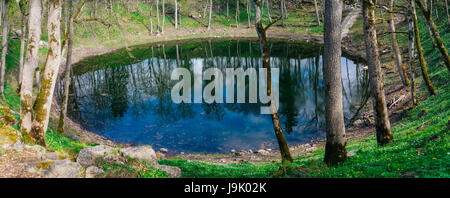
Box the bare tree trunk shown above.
[227,0,229,17]
[150,1,154,34]
[388,0,409,86]
[21,0,42,142]
[162,0,165,33]
[281,0,284,27]
[0,0,10,98]
[362,0,393,145]
[267,0,271,22]
[208,0,212,30]
[407,5,418,106]
[175,0,178,29]
[236,0,239,28]
[425,0,437,48]
[58,0,74,134]
[416,0,450,71]
[412,0,437,95]
[323,0,347,165]
[247,0,251,28]
[0,0,3,27]
[156,0,160,32]
[32,0,62,146]
[19,1,27,89]
[313,0,321,26]
[253,0,293,164]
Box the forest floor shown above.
[0,3,448,177]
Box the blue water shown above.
[62,40,369,153]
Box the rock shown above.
[103,154,124,164]
[156,151,165,159]
[76,145,114,166]
[257,149,269,155]
[121,146,157,166]
[353,119,364,127]
[45,152,64,160]
[248,149,253,154]
[230,149,236,153]
[159,148,169,153]
[266,148,272,151]
[156,165,181,178]
[347,151,357,157]
[85,166,104,178]
[24,160,82,178]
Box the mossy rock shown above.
[0,125,21,146]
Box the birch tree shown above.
[362,0,393,145]
[0,0,10,98]
[58,0,74,134]
[407,4,417,105]
[20,0,42,141]
[208,0,212,30]
[31,0,62,146]
[313,0,321,26]
[18,0,29,89]
[323,0,347,165]
[175,0,178,29]
[253,0,293,164]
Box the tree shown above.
[247,0,251,28]
[162,0,165,33]
[0,0,10,98]
[407,2,418,105]
[416,0,450,72]
[412,0,437,95]
[323,0,347,165]
[18,0,29,90]
[208,0,212,30]
[175,0,178,29]
[446,0,449,25]
[20,0,42,141]
[362,0,393,145]
[280,0,284,27]
[58,0,74,134]
[150,0,154,34]
[236,0,239,28]
[31,0,62,146]
[253,0,293,164]
[387,0,409,86]
[313,0,321,26]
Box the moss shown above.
[35,161,55,170]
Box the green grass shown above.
[45,128,88,155]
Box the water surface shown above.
[61,40,369,153]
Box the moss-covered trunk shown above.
[20,0,42,142]
[58,0,74,134]
[323,0,347,165]
[416,0,450,72]
[363,0,393,145]
[412,0,437,95]
[253,0,293,164]
[31,0,62,146]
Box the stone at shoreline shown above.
[159,148,169,153]
[24,159,83,178]
[85,166,104,178]
[257,149,270,155]
[76,145,114,166]
[121,146,158,166]
[156,165,181,178]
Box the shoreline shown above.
[53,27,406,164]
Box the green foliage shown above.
[45,129,87,155]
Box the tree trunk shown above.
[156,0,160,32]
[416,0,450,72]
[313,0,321,26]
[388,0,409,86]
[150,1,153,34]
[0,0,3,27]
[267,0,271,22]
[58,0,74,134]
[31,0,62,146]
[227,0,229,17]
[253,0,293,164]
[446,0,449,25]
[208,0,212,30]
[407,5,418,106]
[0,0,10,98]
[425,0,437,48]
[175,0,178,29]
[412,0,437,95]
[281,0,284,27]
[162,0,165,33]
[236,0,239,28]
[323,0,347,165]
[247,0,251,28]
[21,0,42,142]
[362,0,393,145]
[19,6,27,89]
